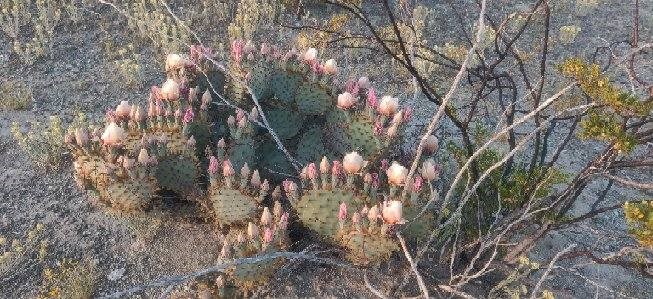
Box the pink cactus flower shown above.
[150,86,162,101]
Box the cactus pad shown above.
[210,189,258,227]
[265,108,304,140]
[340,231,399,266]
[294,189,363,240]
[102,180,156,212]
[155,156,198,195]
[294,82,332,115]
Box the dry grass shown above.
[0,80,33,111]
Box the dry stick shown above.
[364,272,390,299]
[413,99,590,281]
[599,173,653,190]
[528,244,577,299]
[401,0,488,199]
[99,252,353,299]
[397,232,430,298]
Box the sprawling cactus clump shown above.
[224,42,409,174]
[67,80,212,210]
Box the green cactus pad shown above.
[265,108,304,140]
[294,82,333,115]
[248,61,274,100]
[229,251,283,292]
[341,231,399,266]
[186,118,212,158]
[295,127,329,165]
[210,189,258,226]
[229,138,257,171]
[325,111,382,158]
[155,156,198,195]
[271,70,301,104]
[102,180,155,212]
[294,189,364,240]
[258,141,294,179]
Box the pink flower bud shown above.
[222,160,235,177]
[208,156,219,175]
[332,160,342,177]
[368,205,379,222]
[424,135,439,153]
[386,161,408,186]
[231,40,244,63]
[382,200,403,225]
[227,116,236,127]
[279,212,289,230]
[320,156,330,174]
[186,136,196,148]
[217,138,226,148]
[250,170,261,187]
[249,107,259,121]
[303,48,317,61]
[261,179,270,192]
[122,156,134,169]
[352,212,361,224]
[183,107,194,124]
[202,90,212,106]
[237,116,248,129]
[337,92,357,110]
[240,163,250,178]
[165,53,186,72]
[263,227,274,244]
[260,43,271,55]
[420,159,440,181]
[323,59,337,75]
[378,96,399,116]
[307,163,318,180]
[115,101,131,118]
[134,105,145,121]
[338,202,348,221]
[358,76,371,89]
[413,175,423,193]
[247,222,259,239]
[161,79,180,101]
[137,149,150,165]
[260,207,272,226]
[367,88,378,109]
[403,107,413,122]
[345,78,359,96]
[101,122,126,146]
[342,151,364,174]
[174,108,182,119]
[273,200,283,217]
[380,159,389,171]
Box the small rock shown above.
[108,268,125,281]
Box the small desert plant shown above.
[0,79,33,110]
[0,0,62,64]
[11,116,66,170]
[624,200,653,248]
[0,223,46,281]
[38,259,98,299]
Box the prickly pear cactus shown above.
[65,70,213,210]
[216,42,410,174]
[214,203,290,294]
